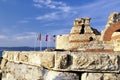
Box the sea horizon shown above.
[0,47,55,56]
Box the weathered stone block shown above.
[44,71,80,80]
[104,73,120,80]
[81,73,103,80]
[69,34,94,42]
[2,61,43,80]
[19,52,28,62]
[71,52,119,72]
[2,51,20,62]
[28,51,41,66]
[1,59,8,70]
[81,73,120,80]
[55,52,69,69]
[70,26,82,34]
[56,35,69,50]
[40,52,55,68]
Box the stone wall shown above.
[56,13,120,51]
[1,51,120,80]
[56,18,101,50]
[56,35,69,50]
[100,12,120,41]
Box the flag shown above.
[37,33,41,41]
[46,35,49,41]
[53,35,56,42]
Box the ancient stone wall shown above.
[1,51,120,80]
[56,35,69,50]
[1,12,120,80]
[101,12,120,41]
[56,18,100,50]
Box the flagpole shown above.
[37,33,42,51]
[47,41,48,49]
[48,37,50,49]
[47,40,49,49]
[34,34,37,51]
[46,41,48,48]
[40,41,42,51]
[48,40,49,49]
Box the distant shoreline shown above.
[0,47,55,56]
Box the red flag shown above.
[46,35,49,41]
[37,33,41,41]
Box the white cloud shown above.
[33,0,71,12]
[0,32,39,47]
[58,6,71,12]
[34,0,120,29]
[0,32,37,41]
[14,32,37,40]
[34,3,42,8]
[0,35,7,39]
[36,12,58,20]
[48,29,70,35]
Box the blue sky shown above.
[0,0,120,47]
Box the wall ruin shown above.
[1,51,120,80]
[1,12,120,80]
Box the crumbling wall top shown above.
[74,18,91,26]
[107,12,120,25]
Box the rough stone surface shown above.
[1,51,120,80]
[40,52,55,68]
[101,22,120,41]
[44,70,80,80]
[2,51,120,73]
[1,59,8,70]
[2,51,42,65]
[56,35,69,50]
[81,73,120,80]
[56,18,100,50]
[56,12,120,51]
[55,52,69,69]
[71,52,119,72]
[101,12,120,41]
[53,52,120,73]
[81,73,103,80]
[1,59,43,80]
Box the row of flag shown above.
[37,34,56,42]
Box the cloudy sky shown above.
[0,0,120,47]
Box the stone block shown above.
[19,52,28,62]
[70,26,82,34]
[28,51,41,66]
[55,52,69,69]
[2,51,43,66]
[2,61,43,80]
[1,59,8,70]
[44,70,80,80]
[40,52,55,68]
[2,51,8,59]
[56,35,69,50]
[81,73,120,80]
[104,73,120,80]
[69,34,91,41]
[81,73,103,80]
[71,52,119,72]
[7,52,14,61]
[2,51,20,62]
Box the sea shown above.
[0,47,52,57]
